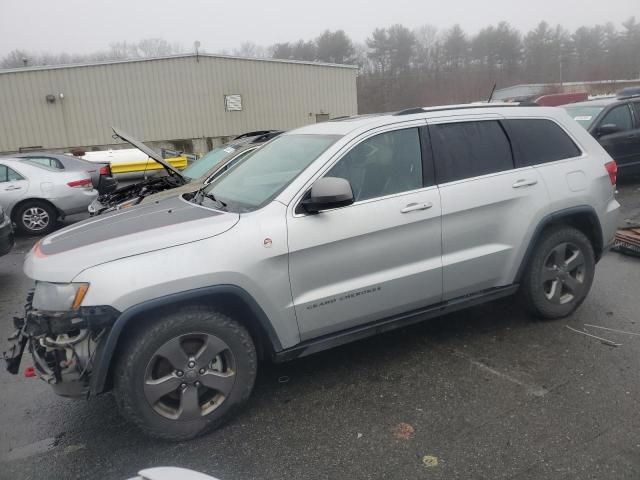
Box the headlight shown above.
[32,282,90,311]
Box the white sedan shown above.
[0,157,98,235]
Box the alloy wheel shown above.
[143,333,236,420]
[542,242,585,305]
[22,207,50,231]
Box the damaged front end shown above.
[3,290,119,398]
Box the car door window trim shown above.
[291,121,431,217]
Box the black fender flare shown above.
[514,205,603,283]
[90,284,283,395]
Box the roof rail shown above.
[393,103,527,116]
[393,107,427,116]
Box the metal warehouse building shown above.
[0,54,358,154]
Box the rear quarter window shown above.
[503,119,581,168]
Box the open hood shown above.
[112,126,185,180]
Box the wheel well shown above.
[546,211,603,260]
[516,208,604,283]
[101,293,274,393]
[10,198,60,222]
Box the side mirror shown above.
[302,177,354,214]
[597,123,621,137]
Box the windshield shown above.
[201,134,341,212]
[182,145,240,180]
[562,106,604,128]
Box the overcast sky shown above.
[1,0,638,56]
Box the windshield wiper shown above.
[204,192,227,207]
[191,184,227,209]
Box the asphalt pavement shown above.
[1,181,640,480]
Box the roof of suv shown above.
[291,103,563,136]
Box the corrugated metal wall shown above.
[0,55,358,152]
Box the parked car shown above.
[0,204,14,256]
[12,153,117,194]
[89,128,282,215]
[562,90,640,176]
[82,147,189,177]
[4,104,619,441]
[0,158,98,235]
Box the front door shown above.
[287,126,443,340]
[596,103,638,171]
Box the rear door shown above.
[595,103,638,169]
[0,163,29,212]
[427,117,549,299]
[287,124,443,340]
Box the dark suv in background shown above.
[563,88,640,176]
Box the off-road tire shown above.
[113,305,257,441]
[14,200,57,235]
[520,225,595,319]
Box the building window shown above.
[224,94,242,111]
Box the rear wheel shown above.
[14,200,57,235]
[520,226,595,319]
[114,306,257,441]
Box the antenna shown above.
[487,83,497,103]
[194,41,201,62]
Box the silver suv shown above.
[4,104,620,440]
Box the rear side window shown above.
[24,157,64,169]
[429,120,513,184]
[0,165,25,182]
[503,119,581,167]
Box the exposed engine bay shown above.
[89,174,185,215]
[3,290,117,397]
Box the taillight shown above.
[99,165,111,176]
[67,178,92,189]
[605,161,617,186]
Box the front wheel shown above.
[520,226,595,319]
[114,306,257,441]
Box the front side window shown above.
[325,128,423,202]
[430,120,513,184]
[599,105,633,132]
[503,119,581,167]
[202,134,341,212]
[0,164,24,183]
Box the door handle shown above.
[512,179,538,188]
[401,202,433,213]
[4,185,21,191]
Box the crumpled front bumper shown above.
[3,293,120,398]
